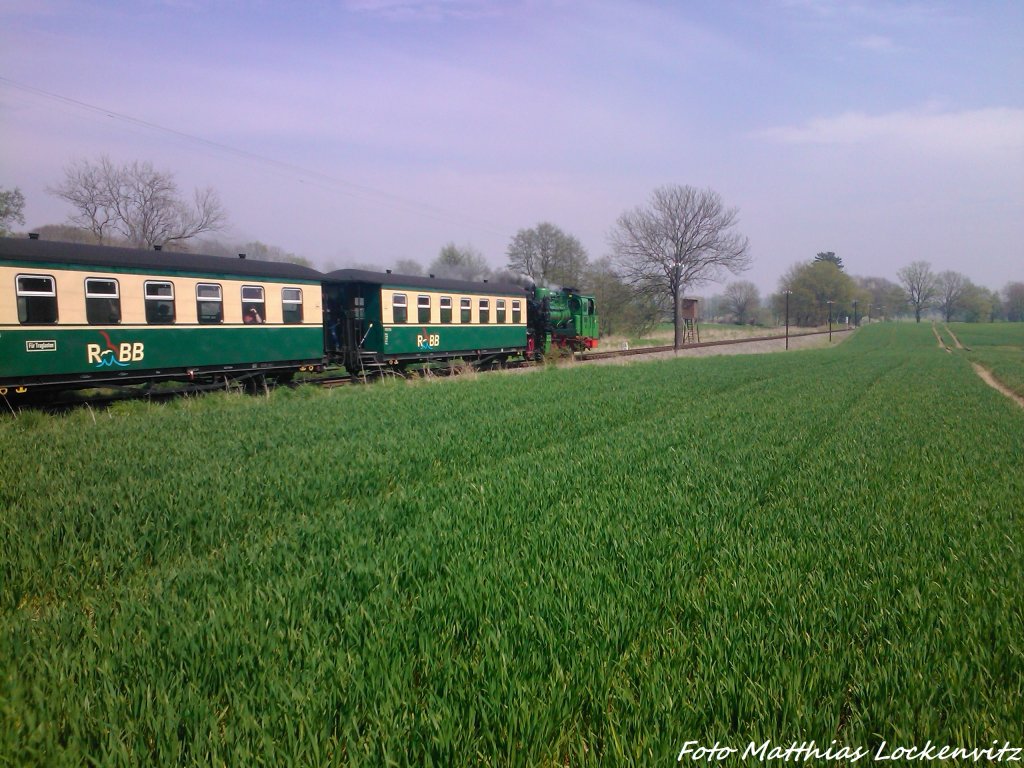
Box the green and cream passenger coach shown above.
[323,269,531,373]
[0,237,324,395]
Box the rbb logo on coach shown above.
[86,331,145,368]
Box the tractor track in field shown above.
[937,325,1020,411]
[971,363,1024,409]
[931,322,952,353]
[943,324,969,350]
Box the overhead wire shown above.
[0,76,511,237]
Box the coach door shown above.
[342,286,369,351]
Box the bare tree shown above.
[1,186,26,235]
[506,222,588,286]
[49,156,226,249]
[935,270,969,322]
[610,185,751,348]
[429,242,491,281]
[897,260,938,323]
[722,280,761,325]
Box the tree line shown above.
[3,156,1021,337]
[703,260,1022,327]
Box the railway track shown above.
[11,328,854,412]
[576,327,852,361]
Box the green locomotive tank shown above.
[529,286,599,354]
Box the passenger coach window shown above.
[392,293,407,324]
[196,283,223,324]
[144,281,175,324]
[496,299,506,324]
[460,297,471,324]
[16,274,58,324]
[282,288,304,324]
[512,300,522,324]
[417,294,431,323]
[85,278,121,324]
[479,299,490,324]
[440,296,452,324]
[242,285,266,324]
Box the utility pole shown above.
[784,290,792,350]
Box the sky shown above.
[1,0,1022,294]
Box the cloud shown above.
[758,107,1024,154]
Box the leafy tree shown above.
[506,222,588,287]
[776,261,857,327]
[429,243,491,281]
[722,280,760,325]
[935,270,969,322]
[610,185,751,349]
[395,259,424,276]
[20,224,100,244]
[0,186,26,235]
[814,251,844,271]
[583,256,663,338]
[1004,281,1024,322]
[196,238,313,267]
[897,261,938,323]
[49,155,226,249]
[958,283,998,323]
[855,276,908,320]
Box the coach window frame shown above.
[440,295,453,324]
[15,274,58,325]
[84,277,121,325]
[392,293,408,324]
[282,287,304,324]
[512,299,522,324]
[144,280,176,324]
[496,298,506,324]
[460,297,471,324]
[196,282,224,324]
[241,285,266,324]
[478,298,490,324]
[417,294,431,324]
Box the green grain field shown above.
[2,323,1022,766]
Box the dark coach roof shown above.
[0,236,325,282]
[324,268,528,296]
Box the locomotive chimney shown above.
[28,232,39,240]
[239,253,246,259]
[386,269,392,274]
[154,244,162,251]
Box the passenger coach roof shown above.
[325,268,528,295]
[0,237,324,282]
